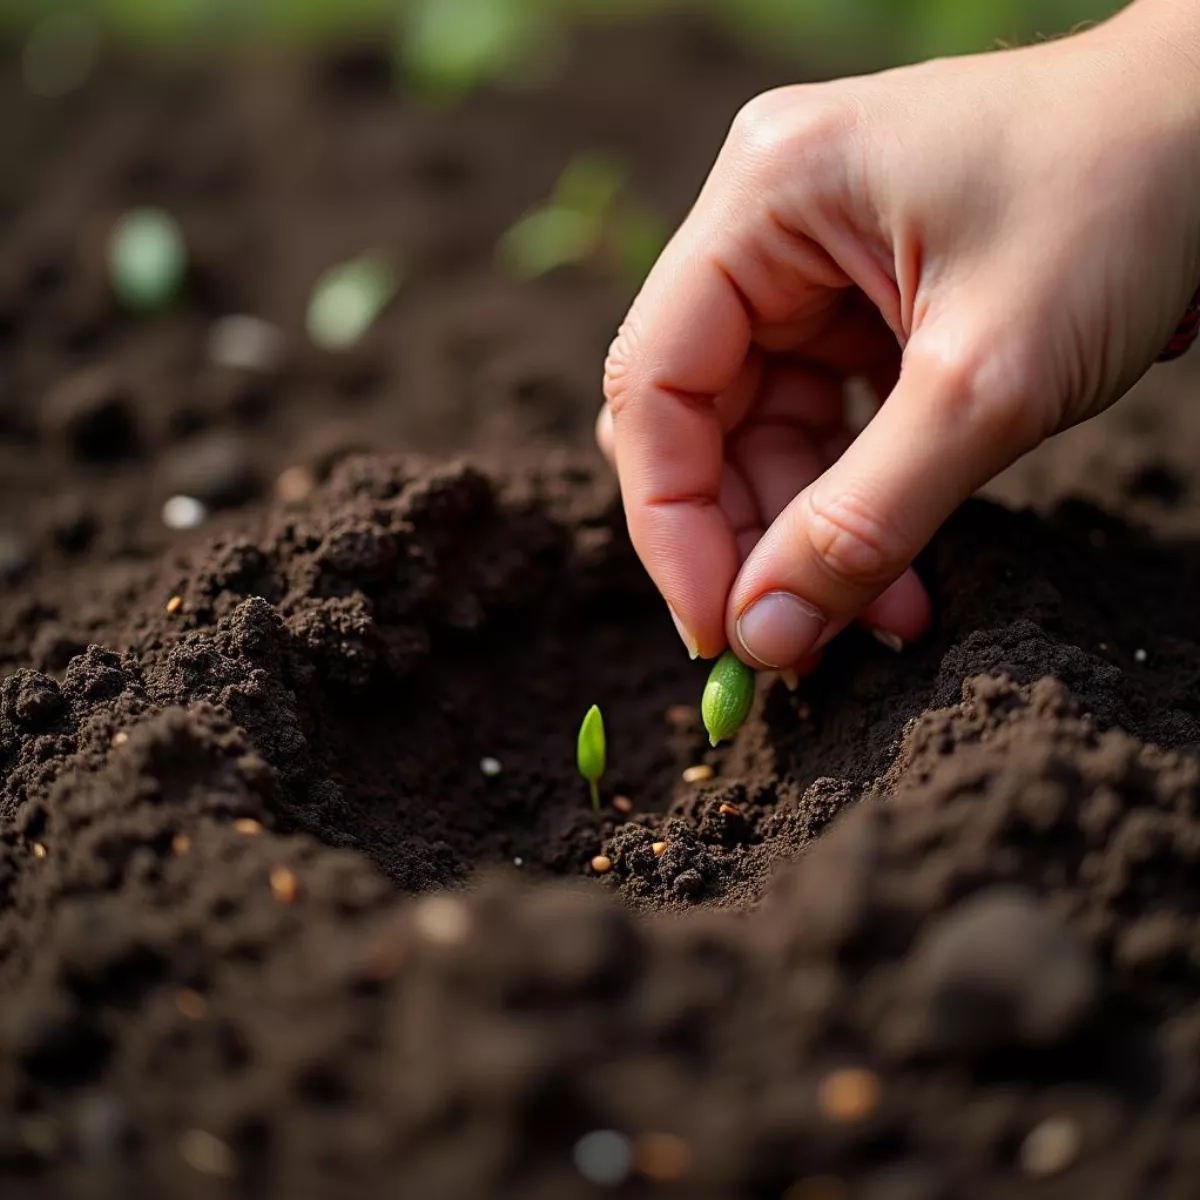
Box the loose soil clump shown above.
[3,16,1200,1200]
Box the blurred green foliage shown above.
[2,0,1124,63]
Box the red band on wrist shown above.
[1159,286,1200,362]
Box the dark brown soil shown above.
[3,15,1200,1200]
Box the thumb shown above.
[726,326,1046,668]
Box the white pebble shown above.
[161,495,208,531]
[1019,1115,1081,1178]
[512,856,524,867]
[572,1130,632,1187]
[412,895,470,946]
[1134,648,1148,663]
[479,756,502,777]
[208,315,285,373]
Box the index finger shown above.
[603,227,755,659]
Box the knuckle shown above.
[602,309,644,416]
[805,492,904,591]
[922,334,1045,450]
[727,85,855,177]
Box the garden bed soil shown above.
[3,15,1200,1200]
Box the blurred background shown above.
[8,0,1200,658]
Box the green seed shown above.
[306,254,399,352]
[108,208,186,312]
[576,704,606,812]
[701,651,755,747]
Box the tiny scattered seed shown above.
[31,842,47,859]
[112,731,129,747]
[1019,1115,1082,1178]
[175,988,207,1020]
[172,834,191,856]
[166,595,183,615]
[634,1132,693,1182]
[178,1129,236,1179]
[651,841,667,858]
[718,802,742,817]
[665,704,697,727]
[479,756,502,777]
[270,866,297,905]
[612,795,634,815]
[682,764,714,784]
[234,818,262,836]
[161,495,208,531]
[1134,648,1148,663]
[591,854,613,875]
[817,1068,881,1124]
[412,895,470,945]
[275,465,316,503]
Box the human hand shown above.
[597,0,1200,673]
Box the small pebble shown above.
[166,595,184,615]
[31,842,47,859]
[591,855,613,875]
[634,1132,693,1182]
[112,731,129,747]
[718,802,742,817]
[666,704,697,727]
[651,841,667,858]
[275,465,316,503]
[479,756,503,777]
[612,795,634,815]
[175,988,207,1020]
[178,1128,236,1179]
[682,764,714,784]
[234,818,262,836]
[208,314,285,373]
[270,866,298,905]
[1019,1115,1082,1178]
[512,856,524,867]
[572,1129,632,1187]
[817,1067,881,1124]
[1134,648,1148,663]
[171,834,191,856]
[412,895,470,946]
[161,494,208,532]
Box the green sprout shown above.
[108,208,186,312]
[306,253,400,352]
[701,651,755,747]
[576,703,606,812]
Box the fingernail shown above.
[779,668,800,692]
[736,592,825,669]
[871,629,904,653]
[668,604,699,660]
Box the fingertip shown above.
[859,568,931,647]
[595,403,614,463]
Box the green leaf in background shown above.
[306,253,400,351]
[399,0,554,99]
[552,152,625,222]
[611,205,670,286]
[496,206,599,280]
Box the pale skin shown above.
[597,0,1200,675]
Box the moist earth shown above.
[2,16,1200,1200]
